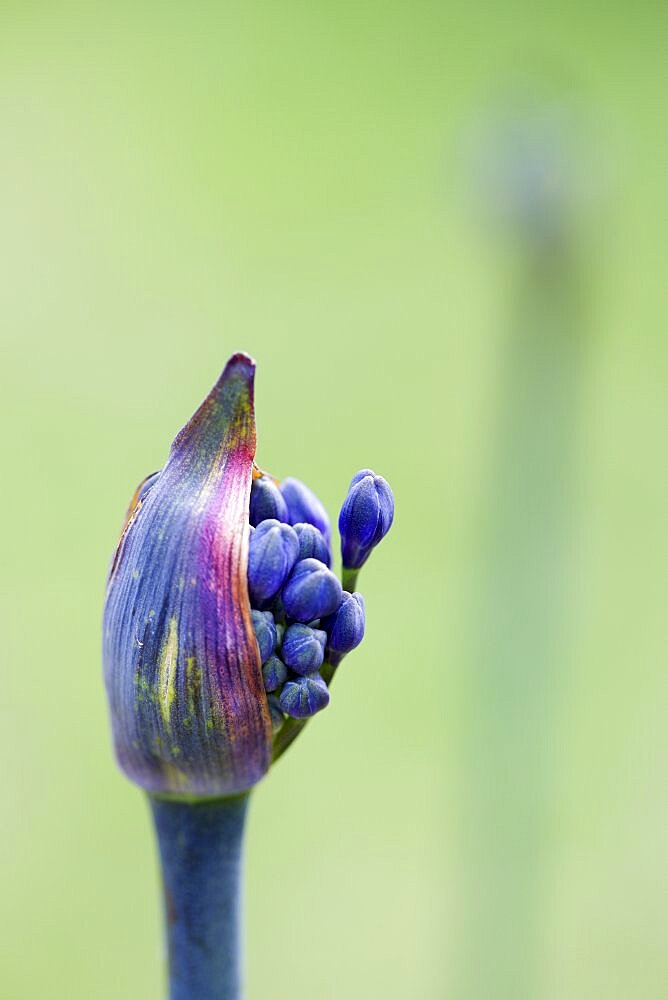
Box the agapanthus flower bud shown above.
[339,469,394,570]
[293,522,331,567]
[247,519,300,605]
[282,558,342,623]
[103,354,272,797]
[262,655,288,693]
[322,591,365,657]
[104,352,395,799]
[279,673,330,718]
[251,610,277,663]
[281,623,327,675]
[279,477,330,542]
[249,475,288,527]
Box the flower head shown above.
[104,355,395,795]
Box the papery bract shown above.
[103,354,273,797]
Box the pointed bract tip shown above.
[226,350,256,369]
[169,352,257,466]
[210,351,256,406]
[218,351,256,390]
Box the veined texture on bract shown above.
[103,354,273,797]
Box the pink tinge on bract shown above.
[103,354,273,797]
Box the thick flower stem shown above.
[149,794,250,1000]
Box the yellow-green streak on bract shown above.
[103,353,273,797]
[159,617,179,727]
[182,656,202,731]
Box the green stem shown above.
[272,566,361,763]
[272,656,339,762]
[271,716,306,761]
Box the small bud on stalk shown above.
[339,469,394,591]
[323,591,366,666]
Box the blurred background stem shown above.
[455,111,590,998]
[150,794,249,1000]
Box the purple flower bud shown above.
[322,591,365,656]
[281,624,327,675]
[251,610,277,663]
[339,470,394,570]
[247,519,300,604]
[293,522,331,567]
[279,477,330,543]
[279,673,330,718]
[349,468,374,487]
[262,654,288,693]
[249,475,288,527]
[282,558,342,623]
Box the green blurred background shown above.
[1,2,665,998]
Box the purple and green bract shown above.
[103,355,272,798]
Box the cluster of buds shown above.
[246,473,379,726]
[103,354,393,799]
